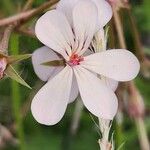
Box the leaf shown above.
[8,54,32,64]
[5,65,32,89]
[41,60,65,67]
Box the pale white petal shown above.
[92,0,112,28]
[32,46,63,81]
[57,0,112,28]
[101,77,118,91]
[48,71,79,103]
[31,66,73,125]
[72,0,98,55]
[74,66,118,120]
[56,0,79,27]
[81,49,140,81]
[35,10,74,59]
[48,73,78,103]
[69,74,79,103]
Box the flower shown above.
[0,57,7,79]
[31,0,140,125]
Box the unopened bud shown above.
[0,57,7,79]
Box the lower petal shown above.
[69,74,79,103]
[101,77,118,91]
[74,66,118,120]
[31,66,73,125]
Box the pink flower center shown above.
[67,54,84,67]
[0,57,7,79]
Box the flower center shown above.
[0,57,7,79]
[67,54,84,67]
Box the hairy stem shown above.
[113,7,126,49]
[98,119,112,150]
[0,25,14,54]
[0,0,59,27]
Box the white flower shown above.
[31,0,140,125]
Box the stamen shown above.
[67,53,84,67]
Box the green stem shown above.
[10,33,25,150]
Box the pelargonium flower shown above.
[31,0,140,125]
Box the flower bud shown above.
[0,57,7,79]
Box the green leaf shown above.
[8,54,32,64]
[5,65,32,89]
[41,60,65,67]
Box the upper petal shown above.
[74,66,118,120]
[81,49,140,81]
[35,10,74,59]
[72,0,98,55]
[92,0,112,28]
[32,46,64,81]
[57,0,112,28]
[56,0,79,27]
[31,65,73,125]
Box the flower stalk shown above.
[0,25,14,54]
[0,0,59,27]
[127,8,150,78]
[112,6,126,49]
[98,119,112,150]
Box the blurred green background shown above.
[0,0,150,150]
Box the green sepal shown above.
[41,60,65,67]
[8,54,32,64]
[5,65,32,89]
[104,26,110,42]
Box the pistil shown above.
[67,53,84,67]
